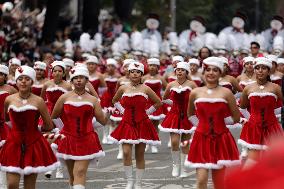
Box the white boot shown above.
[44,170,52,179]
[151,145,158,154]
[73,184,85,189]
[167,137,171,148]
[134,169,144,189]
[124,166,134,189]
[144,145,149,152]
[179,153,190,178]
[171,151,180,177]
[102,126,109,144]
[55,166,64,178]
[0,171,7,189]
[117,144,123,160]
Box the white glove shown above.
[239,108,250,120]
[224,116,234,125]
[5,121,12,128]
[114,102,125,114]
[188,115,199,126]
[162,99,173,105]
[92,117,104,129]
[146,106,156,115]
[52,118,64,130]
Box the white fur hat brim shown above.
[33,61,47,70]
[51,61,66,70]
[243,56,254,63]
[106,58,117,67]
[203,57,224,72]
[265,54,278,63]
[123,59,135,67]
[70,66,90,80]
[188,58,200,66]
[63,58,75,67]
[15,66,36,83]
[85,56,99,64]
[174,62,190,72]
[9,58,21,67]
[277,58,284,65]
[0,65,9,75]
[147,58,160,66]
[128,62,144,74]
[254,57,272,69]
[172,55,184,62]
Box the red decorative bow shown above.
[70,69,75,74]
[17,67,23,73]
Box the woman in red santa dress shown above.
[185,57,240,189]
[41,60,72,179]
[51,65,107,189]
[7,58,21,89]
[266,54,283,86]
[159,62,197,178]
[143,58,167,154]
[237,56,256,89]
[32,61,48,96]
[108,62,162,189]
[238,57,283,169]
[110,58,134,160]
[100,58,121,144]
[188,58,204,87]
[163,55,184,83]
[0,66,60,189]
[85,55,106,96]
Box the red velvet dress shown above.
[239,80,256,89]
[191,75,203,87]
[270,74,282,86]
[109,93,161,145]
[32,83,43,96]
[238,92,283,150]
[100,78,118,109]
[0,91,10,145]
[186,98,240,169]
[52,101,105,160]
[89,76,100,95]
[110,81,130,122]
[144,79,165,120]
[7,79,17,89]
[0,105,59,175]
[219,81,233,91]
[167,75,177,83]
[46,86,68,114]
[159,87,195,134]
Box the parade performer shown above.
[185,57,240,189]
[7,58,21,89]
[51,65,107,189]
[188,58,204,87]
[237,56,256,89]
[238,57,283,169]
[32,61,48,96]
[0,66,60,189]
[164,55,184,83]
[266,54,283,86]
[108,62,162,189]
[143,58,167,153]
[62,58,75,82]
[159,62,197,178]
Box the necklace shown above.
[177,79,187,89]
[206,85,218,95]
[257,81,267,90]
[19,93,31,104]
[131,82,140,89]
[74,90,85,100]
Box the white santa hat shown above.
[51,61,66,70]
[188,58,200,66]
[123,59,135,67]
[203,57,224,72]
[9,58,21,67]
[62,58,75,67]
[266,54,278,63]
[33,61,47,70]
[70,65,89,80]
[277,58,284,65]
[128,62,144,74]
[254,57,272,69]
[172,55,184,62]
[106,58,117,67]
[0,64,9,75]
[147,58,160,66]
[243,56,254,64]
[15,66,36,83]
[219,56,229,65]
[2,2,13,13]
[175,62,190,72]
[85,56,99,64]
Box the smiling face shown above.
[244,61,254,72]
[203,65,222,84]
[255,65,270,81]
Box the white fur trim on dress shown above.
[144,79,162,84]
[0,140,6,147]
[0,161,60,175]
[120,81,130,85]
[190,76,202,81]
[239,80,256,86]
[219,81,232,87]
[7,80,16,85]
[122,92,148,99]
[270,74,282,81]
[89,76,99,81]
[170,86,192,93]
[108,135,161,145]
[32,84,43,88]
[184,160,240,170]
[8,105,38,112]
[238,139,268,150]
[105,78,118,82]
[194,98,227,106]
[158,124,196,134]
[149,114,165,120]
[248,92,277,99]
[64,101,93,107]
[46,86,68,93]
[55,151,105,160]
[0,91,8,95]
[109,115,122,122]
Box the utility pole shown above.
[170,0,176,31]
[255,0,260,32]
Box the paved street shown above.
[25,127,242,189]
